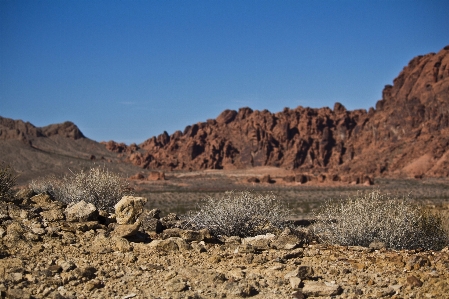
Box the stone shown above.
[289,276,302,289]
[112,221,141,238]
[14,188,35,203]
[114,196,148,225]
[271,234,302,250]
[149,237,190,252]
[41,209,65,222]
[64,200,98,222]
[302,281,342,296]
[291,290,306,299]
[165,277,187,292]
[242,233,275,250]
[30,193,53,206]
[294,266,314,280]
[407,275,423,288]
[140,217,163,234]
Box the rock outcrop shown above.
[0,117,85,143]
[106,46,449,179]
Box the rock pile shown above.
[1,191,448,298]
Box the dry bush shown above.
[0,163,17,201]
[312,190,448,250]
[29,175,60,197]
[184,190,289,237]
[30,167,133,212]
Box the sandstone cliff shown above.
[106,46,449,179]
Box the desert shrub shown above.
[29,175,60,196]
[312,190,448,250]
[0,163,17,201]
[184,190,289,237]
[30,167,133,212]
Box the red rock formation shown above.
[108,46,449,179]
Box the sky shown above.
[1,1,448,144]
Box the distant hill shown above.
[0,117,144,185]
[104,45,449,181]
[2,45,448,184]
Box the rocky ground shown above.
[1,191,449,299]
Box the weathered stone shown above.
[41,209,65,222]
[290,266,314,280]
[165,277,186,292]
[140,217,163,233]
[407,275,423,288]
[30,193,53,206]
[302,281,342,296]
[112,221,140,238]
[114,196,148,225]
[64,200,98,222]
[271,234,302,250]
[289,276,302,289]
[242,233,275,250]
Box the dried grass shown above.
[312,190,448,250]
[30,167,133,212]
[184,190,289,237]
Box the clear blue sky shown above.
[1,0,448,144]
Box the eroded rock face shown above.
[105,46,449,179]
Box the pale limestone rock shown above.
[114,196,148,225]
[64,200,98,222]
[302,281,342,296]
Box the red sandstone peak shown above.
[106,46,449,179]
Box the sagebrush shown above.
[184,190,289,237]
[0,163,17,201]
[312,190,448,250]
[30,167,133,212]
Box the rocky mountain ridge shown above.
[2,46,448,182]
[0,117,85,143]
[104,45,449,179]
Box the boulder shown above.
[30,193,53,206]
[302,281,342,296]
[112,221,141,238]
[114,196,148,225]
[64,200,98,222]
